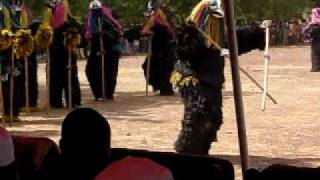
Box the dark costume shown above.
[44,0,82,107]
[14,2,40,109]
[85,0,122,100]
[141,0,176,95]
[173,23,225,154]
[173,0,225,154]
[173,0,265,154]
[302,7,320,72]
[0,0,25,121]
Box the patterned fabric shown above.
[174,60,222,154]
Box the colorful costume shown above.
[44,0,82,107]
[141,0,176,95]
[13,1,40,110]
[85,0,122,100]
[303,7,320,72]
[0,0,25,121]
[173,0,225,154]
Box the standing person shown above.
[0,0,24,122]
[303,3,320,72]
[85,0,122,101]
[141,0,176,96]
[172,0,225,155]
[43,0,82,108]
[15,0,41,112]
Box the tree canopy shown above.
[24,0,320,25]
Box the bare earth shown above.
[6,46,320,179]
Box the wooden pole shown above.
[9,46,15,125]
[224,0,249,176]
[46,49,50,114]
[24,56,30,113]
[261,25,271,111]
[0,62,5,126]
[68,50,72,109]
[98,18,106,101]
[145,35,152,96]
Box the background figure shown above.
[0,127,18,180]
[18,3,40,111]
[0,0,24,121]
[303,4,320,72]
[85,0,122,100]
[44,0,82,108]
[141,0,176,96]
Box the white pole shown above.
[261,21,271,111]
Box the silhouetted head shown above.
[60,108,111,179]
[175,22,208,61]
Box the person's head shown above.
[0,127,18,180]
[60,108,111,176]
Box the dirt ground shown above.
[5,45,320,179]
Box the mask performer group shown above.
[85,0,122,101]
[0,0,32,122]
[44,0,82,108]
[141,0,176,96]
[172,0,226,154]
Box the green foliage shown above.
[23,0,320,25]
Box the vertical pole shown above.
[9,46,15,125]
[145,35,152,96]
[98,18,106,100]
[261,26,270,111]
[46,49,50,114]
[0,62,5,126]
[224,0,249,177]
[24,56,30,113]
[68,50,72,109]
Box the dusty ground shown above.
[5,45,320,179]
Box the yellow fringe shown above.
[170,71,199,87]
[34,24,53,53]
[14,29,34,59]
[0,30,13,52]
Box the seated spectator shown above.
[95,156,174,180]
[13,136,60,180]
[44,108,111,180]
[0,127,18,180]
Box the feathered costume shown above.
[303,7,320,72]
[44,0,82,107]
[11,1,41,110]
[141,0,176,95]
[173,0,225,154]
[0,0,26,120]
[85,0,122,100]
